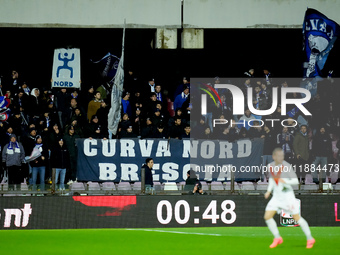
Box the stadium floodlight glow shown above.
[201,84,312,116]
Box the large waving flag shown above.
[91,53,120,84]
[303,8,340,78]
[108,23,125,136]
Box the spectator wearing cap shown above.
[85,115,107,139]
[21,82,31,96]
[50,139,70,190]
[1,124,14,149]
[151,108,165,128]
[63,126,80,183]
[145,92,161,117]
[120,125,137,138]
[87,91,103,123]
[121,91,132,118]
[141,118,155,139]
[174,77,190,100]
[2,134,25,185]
[64,117,84,138]
[118,113,132,135]
[55,88,70,128]
[174,86,189,112]
[151,124,167,139]
[30,135,48,191]
[311,126,332,183]
[70,107,87,129]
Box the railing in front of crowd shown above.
[0,171,338,196]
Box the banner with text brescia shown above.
[76,138,263,182]
[52,48,81,88]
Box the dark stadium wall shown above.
[0,195,339,229]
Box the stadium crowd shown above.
[0,68,339,189]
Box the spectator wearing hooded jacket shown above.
[50,139,70,190]
[28,88,43,120]
[2,134,25,185]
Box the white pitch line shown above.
[125,229,221,236]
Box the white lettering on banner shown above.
[120,139,136,157]
[121,164,139,181]
[218,142,233,159]
[182,140,198,158]
[79,138,262,182]
[152,164,160,182]
[200,141,215,159]
[155,140,171,157]
[102,139,116,157]
[162,163,179,181]
[99,163,117,180]
[84,139,97,156]
[237,140,251,158]
[139,140,154,157]
[2,204,32,228]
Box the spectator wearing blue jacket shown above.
[174,86,189,111]
[121,91,132,118]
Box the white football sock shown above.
[265,218,280,238]
[298,217,313,240]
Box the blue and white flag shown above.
[108,24,125,136]
[303,8,340,78]
[91,53,120,83]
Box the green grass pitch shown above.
[0,227,339,255]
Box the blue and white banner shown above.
[52,48,81,88]
[303,8,340,78]
[76,138,263,182]
[91,53,120,83]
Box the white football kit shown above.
[265,160,300,215]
